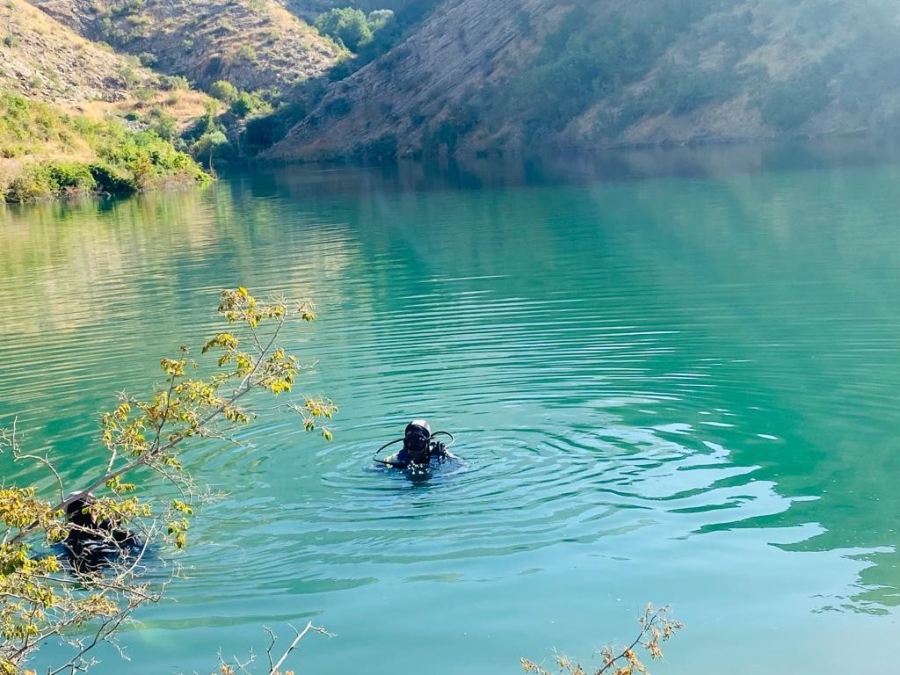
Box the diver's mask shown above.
[404,419,432,464]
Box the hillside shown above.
[0,0,218,198]
[2,0,164,104]
[0,0,212,142]
[264,0,900,161]
[28,0,344,95]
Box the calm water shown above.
[2,142,900,674]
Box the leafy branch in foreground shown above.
[521,605,682,675]
[0,288,336,675]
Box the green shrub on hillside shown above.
[94,127,208,188]
[367,8,393,32]
[314,7,373,52]
[191,129,232,172]
[5,161,96,202]
[237,44,258,62]
[160,74,191,91]
[316,6,406,81]
[0,94,73,148]
[230,90,267,118]
[1,94,209,203]
[146,107,179,141]
[210,79,239,103]
[242,114,282,150]
[138,51,157,67]
[88,162,140,193]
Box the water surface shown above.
[2,141,900,674]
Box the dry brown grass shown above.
[0,157,24,189]
[68,90,219,129]
[0,0,224,143]
[1,0,150,104]
[29,0,345,95]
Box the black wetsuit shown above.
[385,439,449,469]
[61,497,144,572]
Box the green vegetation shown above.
[312,2,440,81]
[192,129,230,172]
[230,90,268,118]
[0,93,209,203]
[314,6,382,51]
[237,43,258,62]
[146,106,179,140]
[159,74,192,91]
[0,94,72,155]
[208,80,268,118]
[209,79,240,104]
[195,79,271,165]
[5,162,97,202]
[137,51,157,67]
[241,99,310,154]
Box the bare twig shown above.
[268,622,332,675]
[15,450,66,503]
[521,605,682,675]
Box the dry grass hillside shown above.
[29,0,345,95]
[264,0,900,161]
[0,0,216,198]
[0,0,212,120]
[3,0,144,103]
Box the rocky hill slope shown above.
[264,0,900,161]
[1,0,161,104]
[28,0,344,95]
[0,0,218,199]
[0,0,213,148]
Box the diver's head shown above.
[403,419,432,464]
[65,492,97,530]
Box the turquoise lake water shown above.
[2,141,900,673]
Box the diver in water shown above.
[61,493,144,572]
[374,419,455,471]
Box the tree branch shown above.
[269,622,332,675]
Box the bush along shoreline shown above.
[1,94,211,203]
[4,151,211,203]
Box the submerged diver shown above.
[374,419,456,470]
[61,493,145,572]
